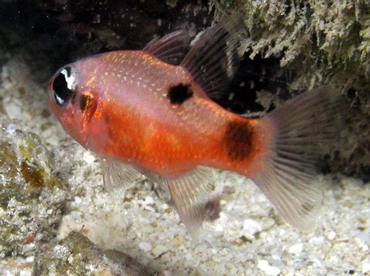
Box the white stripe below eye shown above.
[55,94,64,105]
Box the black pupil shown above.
[52,67,74,106]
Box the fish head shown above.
[48,62,99,148]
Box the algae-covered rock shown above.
[216,0,369,80]
[0,116,66,259]
[215,0,369,180]
[34,231,152,275]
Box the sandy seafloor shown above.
[0,60,369,275]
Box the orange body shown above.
[50,51,269,179]
[48,16,343,235]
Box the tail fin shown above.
[251,87,344,231]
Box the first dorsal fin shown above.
[181,14,249,100]
[143,30,190,65]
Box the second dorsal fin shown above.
[181,14,249,100]
[143,30,190,65]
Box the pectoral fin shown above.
[100,158,143,197]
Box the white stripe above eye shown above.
[61,68,77,90]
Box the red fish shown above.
[48,16,343,238]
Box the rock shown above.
[0,117,67,259]
[34,231,152,275]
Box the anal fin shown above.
[167,167,221,240]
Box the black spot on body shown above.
[168,83,193,105]
[224,121,253,161]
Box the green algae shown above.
[0,116,66,259]
[0,123,62,206]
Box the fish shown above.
[48,15,344,239]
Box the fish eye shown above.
[51,66,77,107]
